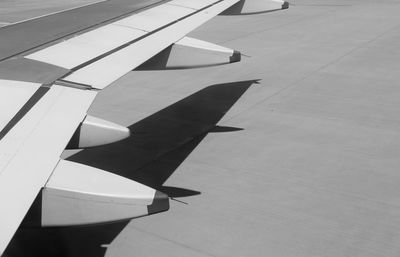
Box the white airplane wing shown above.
[0,0,288,254]
[0,82,96,253]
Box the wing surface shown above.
[0,0,288,254]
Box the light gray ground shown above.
[4,0,400,256]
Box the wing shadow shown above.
[5,79,257,257]
[67,79,257,188]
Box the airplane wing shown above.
[0,0,288,254]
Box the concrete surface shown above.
[4,0,400,257]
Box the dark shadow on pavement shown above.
[5,80,257,257]
[67,79,257,187]
[210,125,244,133]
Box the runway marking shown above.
[3,0,108,27]
[0,22,10,27]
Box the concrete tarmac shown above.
[3,0,400,257]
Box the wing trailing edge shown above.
[0,85,96,255]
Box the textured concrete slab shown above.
[4,0,400,257]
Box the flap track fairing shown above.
[32,160,169,227]
[66,115,130,149]
[136,36,241,70]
